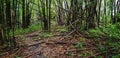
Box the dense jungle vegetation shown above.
[0,0,120,58]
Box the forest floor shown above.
[0,26,112,58]
[1,31,102,58]
[22,31,97,58]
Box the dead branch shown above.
[63,29,75,38]
[86,47,120,58]
[9,48,23,58]
[53,41,77,45]
[23,51,42,58]
[27,41,45,47]
[65,48,97,53]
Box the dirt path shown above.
[19,31,73,58]
[20,31,46,58]
[0,30,99,58]
[17,30,98,58]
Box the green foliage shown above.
[75,42,83,49]
[80,51,93,57]
[102,24,120,39]
[57,26,68,33]
[108,42,120,49]
[57,28,68,33]
[9,24,42,35]
[94,56,103,58]
[112,54,120,58]
[88,28,104,38]
[79,37,86,42]
[115,13,120,19]
[88,23,120,57]
[115,23,120,29]
[88,23,120,40]
[39,33,53,38]
[15,56,21,58]
[98,45,105,52]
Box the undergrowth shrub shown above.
[88,23,120,40]
[9,24,42,35]
[88,28,104,38]
[75,42,83,49]
[112,54,120,58]
[88,23,120,57]
[39,33,53,38]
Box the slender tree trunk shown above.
[48,0,52,31]
[117,0,120,22]
[26,0,31,27]
[22,0,26,28]
[6,0,12,28]
[97,0,102,27]
[86,0,97,29]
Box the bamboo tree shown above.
[26,0,31,27]
[22,0,26,28]
[48,0,52,31]
[40,0,51,32]
[57,0,64,25]
[6,0,12,28]
[0,0,4,45]
[116,0,120,22]
[87,0,97,29]
[97,0,102,27]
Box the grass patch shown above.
[87,23,120,57]
[9,24,42,35]
[57,26,68,33]
[75,42,83,49]
[112,54,120,58]
[39,33,54,38]
[88,23,120,40]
